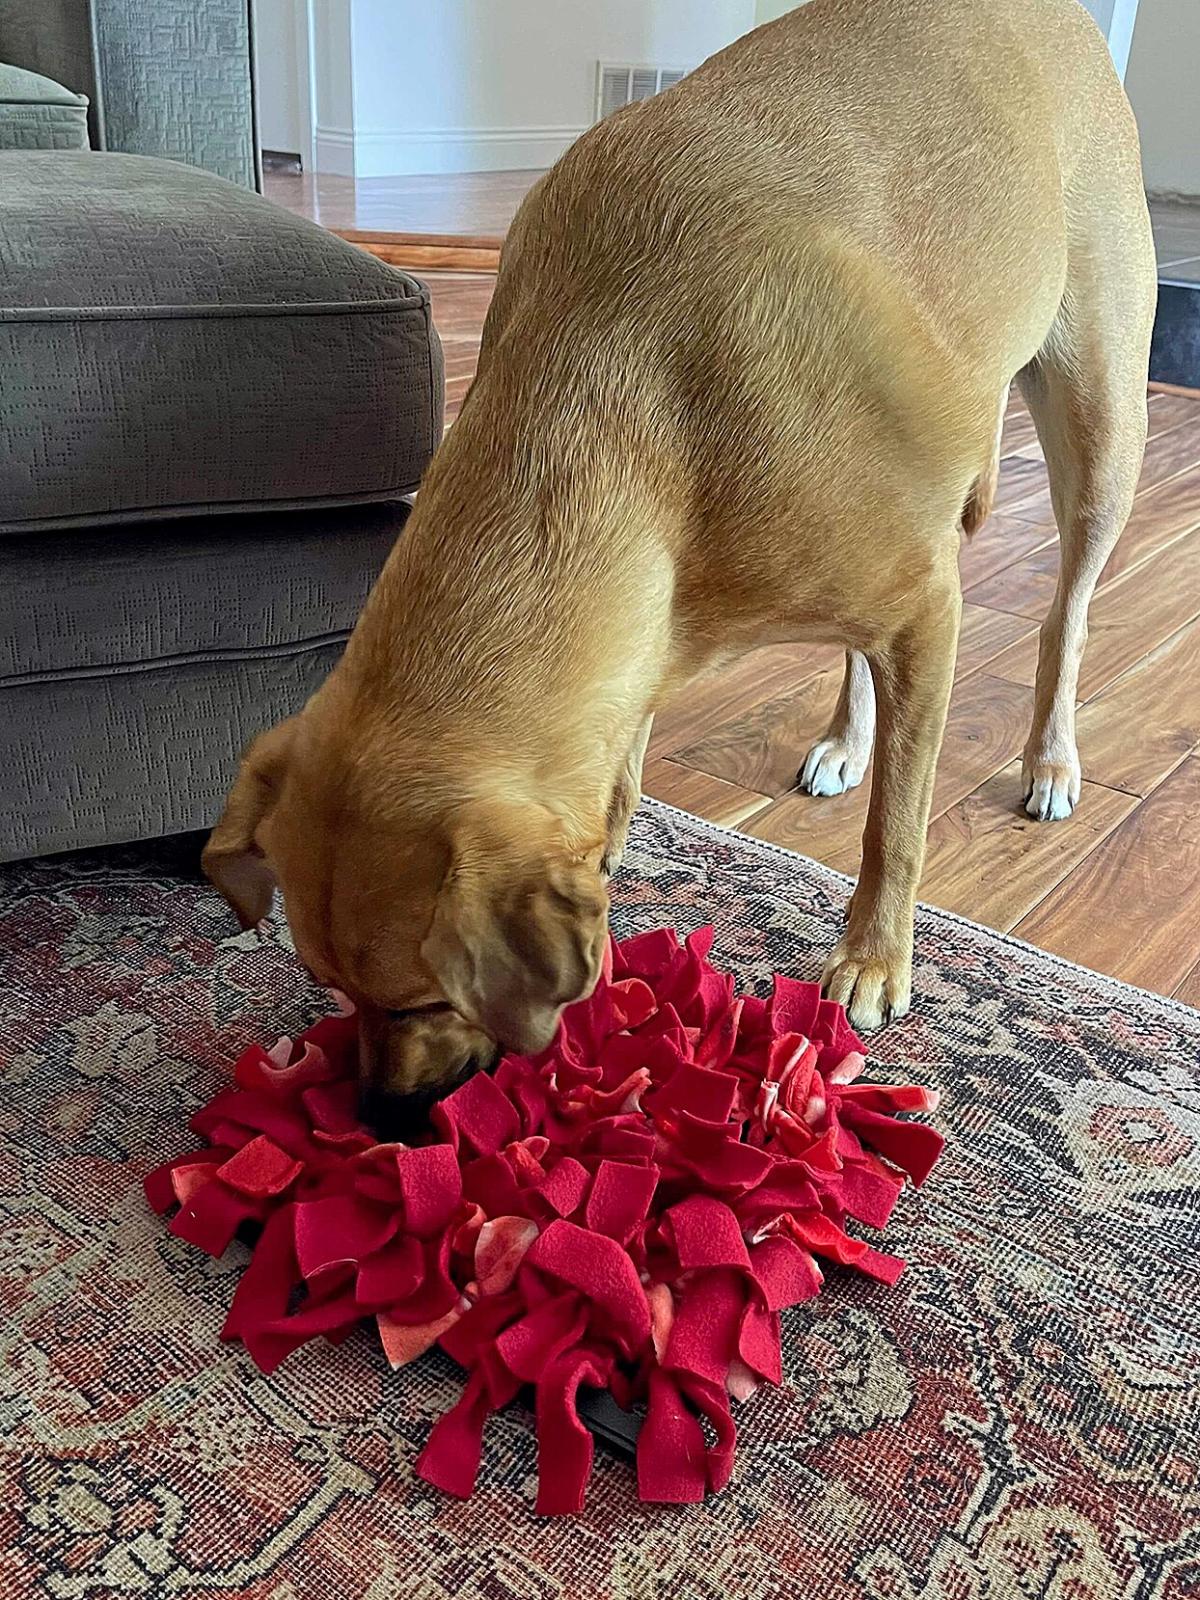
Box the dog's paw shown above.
[1022,752,1080,822]
[798,737,869,798]
[820,942,911,1033]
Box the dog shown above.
[204,0,1156,1134]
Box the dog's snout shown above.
[357,1084,440,1143]
[356,1005,500,1140]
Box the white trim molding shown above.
[314,125,356,176]
[1105,0,1141,78]
[348,125,587,178]
[1083,0,1141,78]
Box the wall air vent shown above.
[596,63,689,121]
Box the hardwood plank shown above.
[1004,388,1030,418]
[1013,756,1200,989]
[264,167,539,236]
[964,543,1058,621]
[958,515,1056,592]
[338,228,504,251]
[954,604,1039,679]
[1146,390,1200,435]
[1147,383,1200,413]
[992,455,1054,516]
[743,673,1032,873]
[966,469,1200,621]
[1172,961,1200,1008]
[992,403,1196,521]
[424,272,496,332]
[986,524,1200,697]
[648,644,838,759]
[640,758,771,827]
[1137,412,1200,482]
[999,407,1042,456]
[444,379,472,426]
[999,415,1200,531]
[1074,618,1200,796]
[919,763,1137,929]
[342,234,501,271]
[1098,463,1200,585]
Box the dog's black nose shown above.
[357,1086,439,1143]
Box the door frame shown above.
[294,0,317,173]
[1107,0,1141,79]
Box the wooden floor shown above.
[264,169,538,238]
[422,268,1200,1003]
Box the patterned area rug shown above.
[2,802,1198,1600]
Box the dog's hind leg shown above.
[800,379,1009,805]
[799,650,876,797]
[1017,139,1156,821]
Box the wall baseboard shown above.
[315,124,586,178]
[1148,188,1200,207]
[314,126,356,177]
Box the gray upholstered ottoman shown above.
[0,152,442,861]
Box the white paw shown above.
[799,738,869,798]
[820,944,911,1033]
[600,839,627,879]
[1022,754,1081,822]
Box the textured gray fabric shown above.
[0,64,90,150]
[2,648,345,862]
[0,503,409,862]
[90,0,258,188]
[0,1,103,147]
[0,153,444,535]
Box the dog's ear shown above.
[202,719,298,928]
[422,826,609,1055]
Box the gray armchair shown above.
[0,0,258,187]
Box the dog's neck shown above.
[336,409,679,852]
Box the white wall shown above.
[1125,0,1200,197]
[754,0,804,23]
[255,0,304,154]
[322,0,756,176]
[311,0,354,172]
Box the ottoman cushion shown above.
[0,63,89,151]
[0,501,409,860]
[0,152,443,535]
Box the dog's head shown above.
[202,715,609,1136]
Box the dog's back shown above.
[456,0,1147,641]
[489,0,1131,389]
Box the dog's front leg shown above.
[799,650,875,796]
[601,715,653,877]
[821,575,960,1030]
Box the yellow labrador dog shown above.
[205,0,1156,1130]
